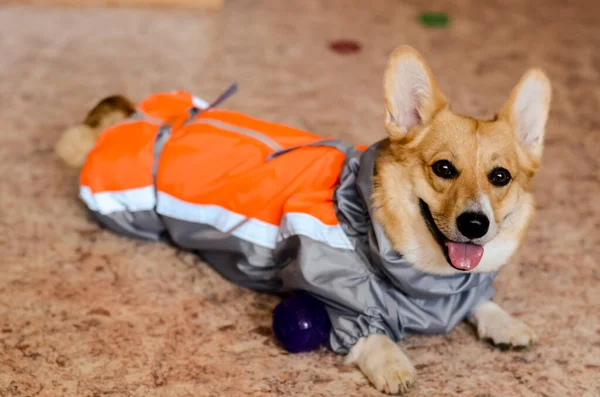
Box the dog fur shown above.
[355,46,549,394]
[55,46,551,394]
[55,95,135,167]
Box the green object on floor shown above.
[419,12,449,27]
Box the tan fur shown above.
[55,95,135,167]
[468,301,538,346]
[346,334,415,394]
[373,46,550,275]
[350,46,551,394]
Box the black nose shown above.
[457,212,490,239]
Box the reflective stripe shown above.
[192,96,209,109]
[279,212,354,250]
[156,191,353,250]
[152,125,172,181]
[164,92,208,109]
[80,185,156,215]
[186,118,283,151]
[156,191,278,248]
[266,139,356,161]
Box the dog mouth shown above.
[418,199,484,271]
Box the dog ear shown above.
[383,46,447,140]
[499,69,552,161]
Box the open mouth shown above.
[418,199,484,271]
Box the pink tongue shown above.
[446,242,484,270]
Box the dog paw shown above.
[347,334,416,394]
[365,353,416,394]
[472,301,537,348]
[479,316,537,348]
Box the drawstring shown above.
[208,82,238,109]
[188,82,238,121]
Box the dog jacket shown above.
[80,89,498,354]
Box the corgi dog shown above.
[55,46,551,394]
[350,47,550,393]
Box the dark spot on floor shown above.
[88,308,111,316]
[56,356,68,367]
[253,326,273,337]
[218,324,235,332]
[496,343,512,351]
[77,252,92,262]
[334,362,354,373]
[74,318,101,331]
[329,40,362,55]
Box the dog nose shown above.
[457,212,490,239]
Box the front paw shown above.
[473,302,537,348]
[347,334,416,394]
[364,351,416,395]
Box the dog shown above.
[55,46,551,394]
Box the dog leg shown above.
[346,334,416,395]
[469,300,537,348]
[55,95,135,167]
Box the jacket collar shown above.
[335,140,498,299]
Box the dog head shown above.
[373,46,551,275]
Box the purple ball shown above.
[272,292,332,353]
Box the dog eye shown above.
[489,167,512,186]
[432,160,458,179]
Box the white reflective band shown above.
[156,191,278,248]
[192,96,210,109]
[80,187,354,250]
[80,185,156,215]
[279,212,354,250]
[185,118,283,151]
[156,191,354,250]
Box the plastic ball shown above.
[272,292,332,353]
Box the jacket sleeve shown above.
[277,235,496,354]
[277,235,407,354]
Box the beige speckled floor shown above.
[0,1,599,396]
